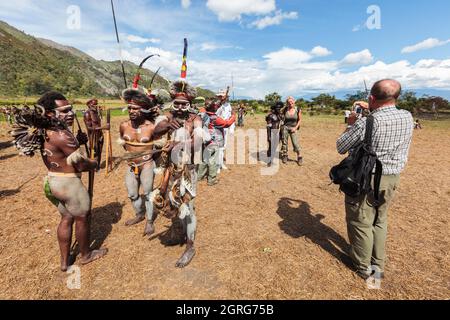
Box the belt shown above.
[128,160,153,175]
[48,172,82,178]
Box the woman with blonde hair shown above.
[281,96,303,165]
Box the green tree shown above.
[397,91,417,112]
[345,90,368,104]
[295,98,309,109]
[419,96,449,111]
[311,94,338,109]
[264,92,282,106]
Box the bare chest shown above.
[90,111,101,125]
[123,125,154,143]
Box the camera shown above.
[353,104,366,118]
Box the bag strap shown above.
[364,115,374,146]
[364,114,383,225]
[372,158,383,226]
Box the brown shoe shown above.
[297,156,303,166]
[282,156,288,164]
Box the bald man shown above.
[336,79,414,280]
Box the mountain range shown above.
[1,20,448,101]
[0,20,213,98]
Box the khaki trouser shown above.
[281,126,300,157]
[345,174,400,275]
[197,144,218,184]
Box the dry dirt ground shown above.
[0,114,448,300]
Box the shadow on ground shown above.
[90,201,124,249]
[276,197,353,269]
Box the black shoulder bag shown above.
[329,115,383,225]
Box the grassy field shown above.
[2,97,450,131]
[1,113,449,299]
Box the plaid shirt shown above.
[336,106,414,175]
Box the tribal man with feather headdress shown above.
[9,91,107,271]
[119,88,165,237]
[152,79,205,268]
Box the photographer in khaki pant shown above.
[336,79,414,280]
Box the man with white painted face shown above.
[37,91,107,271]
[152,80,204,268]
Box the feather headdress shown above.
[6,105,66,157]
[169,80,197,103]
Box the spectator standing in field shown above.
[281,96,303,165]
[336,79,414,280]
[215,90,234,172]
[237,104,247,127]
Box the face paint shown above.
[172,101,190,112]
[54,105,75,126]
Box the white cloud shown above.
[181,0,191,9]
[200,43,221,51]
[263,47,313,69]
[311,46,332,57]
[415,59,443,68]
[200,42,236,51]
[249,10,298,29]
[72,46,450,99]
[2,1,449,99]
[127,35,161,44]
[206,0,276,21]
[401,38,450,54]
[340,49,373,65]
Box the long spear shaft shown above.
[105,108,113,175]
[231,74,235,102]
[111,0,127,89]
[364,80,369,100]
[74,115,94,202]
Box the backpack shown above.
[329,115,383,225]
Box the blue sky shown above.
[0,0,449,98]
